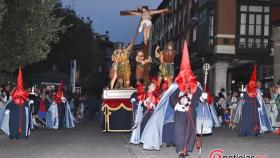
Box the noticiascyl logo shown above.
[209,149,224,158]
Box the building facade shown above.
[94,33,114,89]
[272,0,280,83]
[152,0,275,95]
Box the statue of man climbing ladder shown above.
[121,6,170,45]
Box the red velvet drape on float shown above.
[102,99,132,111]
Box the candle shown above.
[32,86,35,93]
[241,84,244,91]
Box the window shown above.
[264,14,269,36]
[193,26,197,42]
[255,14,262,35]
[249,6,262,12]
[209,15,214,45]
[263,39,269,48]
[248,38,254,48]
[240,13,247,35]
[248,14,255,35]
[239,38,246,48]
[237,5,271,49]
[241,5,247,11]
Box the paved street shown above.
[0,122,279,158]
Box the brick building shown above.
[272,0,280,83]
[152,0,275,95]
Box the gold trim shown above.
[102,103,132,132]
[102,103,132,111]
[102,107,108,132]
[107,129,131,132]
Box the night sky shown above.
[61,0,161,44]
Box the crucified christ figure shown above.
[127,6,169,45]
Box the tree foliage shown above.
[49,6,103,73]
[0,0,5,28]
[26,5,105,93]
[0,0,65,72]
[51,6,104,93]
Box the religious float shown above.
[102,6,170,133]
[102,89,136,132]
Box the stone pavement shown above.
[0,122,279,158]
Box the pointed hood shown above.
[11,67,29,106]
[175,41,197,94]
[54,81,63,104]
[17,67,24,89]
[247,65,257,97]
[180,40,191,71]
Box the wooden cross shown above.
[120,6,170,47]
[120,6,170,16]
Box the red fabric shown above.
[17,67,23,89]
[206,86,213,105]
[55,91,63,104]
[146,92,159,104]
[39,100,47,112]
[175,41,198,94]
[175,70,197,94]
[136,82,145,101]
[155,87,161,96]
[103,99,132,109]
[150,78,157,84]
[275,128,280,135]
[186,72,198,94]
[149,76,157,83]
[11,67,29,107]
[175,71,187,92]
[144,92,159,109]
[161,81,169,91]
[180,41,191,71]
[247,65,257,98]
[55,81,63,104]
[154,86,160,97]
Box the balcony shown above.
[236,41,271,55]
